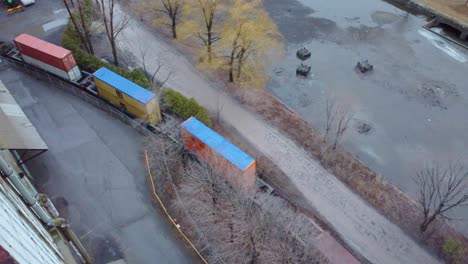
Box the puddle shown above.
[371,11,400,25]
[90,236,125,264]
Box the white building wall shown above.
[0,176,63,264]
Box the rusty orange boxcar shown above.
[181,117,256,191]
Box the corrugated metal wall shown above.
[93,78,161,124]
[181,129,256,190]
[0,176,63,264]
[21,54,81,81]
[14,34,76,72]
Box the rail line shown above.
[0,40,169,134]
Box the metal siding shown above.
[243,162,257,190]
[181,129,254,190]
[68,66,82,82]
[180,117,255,170]
[145,98,162,124]
[92,68,156,104]
[62,53,77,72]
[0,177,63,264]
[94,77,161,124]
[14,34,76,72]
[21,55,80,81]
[95,78,145,111]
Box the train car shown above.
[92,67,162,125]
[181,117,256,191]
[14,34,82,82]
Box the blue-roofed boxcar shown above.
[181,117,256,190]
[92,67,162,124]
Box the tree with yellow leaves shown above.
[179,0,281,95]
[147,0,183,39]
[181,0,225,61]
[218,0,282,90]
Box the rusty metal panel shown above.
[181,118,256,190]
[180,117,255,171]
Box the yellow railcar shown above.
[92,67,162,124]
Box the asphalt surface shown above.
[264,0,468,234]
[1,1,194,263]
[0,64,194,264]
[0,0,68,42]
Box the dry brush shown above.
[145,135,328,263]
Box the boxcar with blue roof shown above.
[181,117,256,190]
[92,67,162,124]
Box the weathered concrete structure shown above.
[433,15,468,40]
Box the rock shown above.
[296,47,311,60]
[356,120,372,134]
[296,63,311,76]
[356,59,374,73]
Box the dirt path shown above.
[415,0,468,25]
[116,5,440,264]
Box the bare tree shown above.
[140,49,172,91]
[414,163,468,232]
[145,135,183,182]
[99,0,130,66]
[75,0,95,54]
[185,0,222,61]
[152,0,183,39]
[332,105,353,150]
[323,96,353,149]
[146,132,328,263]
[64,0,93,53]
[324,96,336,141]
[177,159,328,263]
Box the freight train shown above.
[1,33,161,125]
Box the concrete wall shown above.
[181,128,256,191]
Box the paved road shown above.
[117,5,440,264]
[0,64,194,264]
[0,0,69,42]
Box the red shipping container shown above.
[14,34,77,72]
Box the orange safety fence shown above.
[143,150,208,264]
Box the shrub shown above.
[62,22,151,89]
[443,239,466,264]
[161,89,212,127]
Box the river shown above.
[264,0,468,235]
